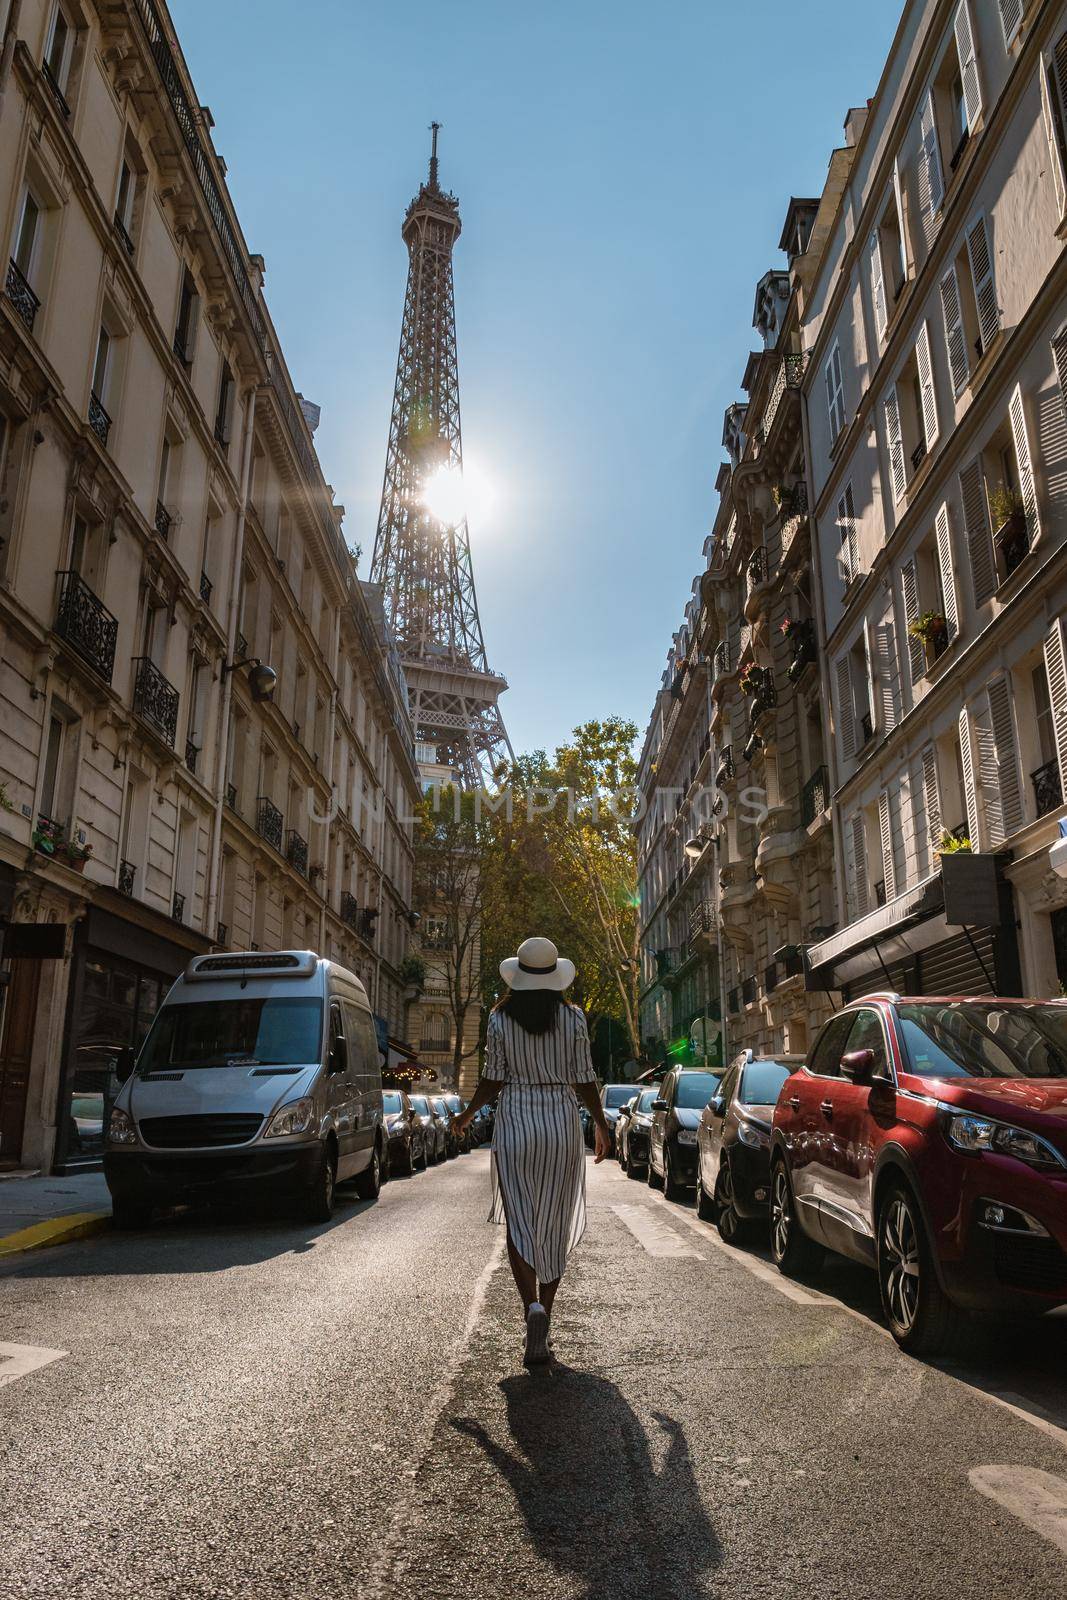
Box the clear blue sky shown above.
[171,0,901,759]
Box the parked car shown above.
[614,1094,639,1165]
[619,1087,659,1178]
[382,1088,425,1176]
[104,950,385,1226]
[408,1093,445,1164]
[579,1103,593,1148]
[475,1102,496,1144]
[771,994,1067,1354]
[444,1093,472,1152]
[697,1052,802,1240]
[430,1095,459,1158]
[648,1066,722,1199]
[601,1083,637,1151]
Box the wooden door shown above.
[0,960,41,1164]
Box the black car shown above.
[444,1094,472,1153]
[619,1086,658,1178]
[697,1053,801,1240]
[648,1067,721,1200]
[382,1089,426,1176]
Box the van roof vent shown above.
[185,950,319,982]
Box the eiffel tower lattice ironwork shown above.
[370,126,513,787]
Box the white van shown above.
[103,951,384,1227]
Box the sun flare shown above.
[420,460,495,529]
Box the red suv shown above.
[770,994,1067,1353]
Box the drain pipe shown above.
[205,383,259,943]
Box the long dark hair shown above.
[495,987,566,1036]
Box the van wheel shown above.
[770,1160,823,1278]
[877,1183,966,1356]
[112,1197,153,1231]
[354,1142,382,1202]
[302,1143,337,1224]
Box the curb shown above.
[0,1211,111,1258]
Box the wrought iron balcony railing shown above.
[715,745,734,787]
[801,766,830,827]
[132,656,179,745]
[6,258,39,332]
[255,795,283,851]
[114,212,135,256]
[910,437,928,472]
[154,500,172,540]
[118,860,136,896]
[286,829,309,876]
[172,891,185,922]
[54,569,118,683]
[763,351,807,436]
[340,891,360,929]
[41,58,71,118]
[741,975,757,1006]
[199,569,213,604]
[747,546,768,587]
[764,962,779,994]
[185,739,198,773]
[786,617,817,681]
[1031,758,1063,819]
[88,390,112,446]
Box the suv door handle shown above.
[820,1100,834,1118]
[787,1095,801,1111]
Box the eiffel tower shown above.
[371,126,513,787]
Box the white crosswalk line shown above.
[969,1465,1067,1554]
[612,1204,704,1258]
[0,1342,67,1389]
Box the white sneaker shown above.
[524,1302,550,1366]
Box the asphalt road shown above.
[2,1149,1067,1598]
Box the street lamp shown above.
[224,655,277,704]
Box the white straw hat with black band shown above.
[499,936,575,993]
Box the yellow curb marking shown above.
[0,1210,110,1257]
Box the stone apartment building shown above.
[0,0,420,1174]
[805,0,1067,1004]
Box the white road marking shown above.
[0,1342,67,1389]
[969,1464,1067,1554]
[612,1204,704,1259]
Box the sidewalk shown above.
[0,1170,112,1257]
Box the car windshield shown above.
[740,1061,793,1105]
[603,1084,634,1108]
[674,1072,720,1109]
[137,997,321,1072]
[445,1095,463,1111]
[898,1003,1067,1079]
[409,1095,429,1114]
[382,1092,404,1114]
[636,1089,658,1113]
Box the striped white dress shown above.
[482,1002,597,1282]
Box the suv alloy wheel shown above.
[770,1160,823,1277]
[876,1182,964,1356]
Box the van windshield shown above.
[138,998,322,1072]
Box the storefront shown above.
[805,854,1022,1002]
[53,901,209,1172]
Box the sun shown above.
[420,459,495,529]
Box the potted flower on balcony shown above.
[937,830,972,855]
[60,839,93,873]
[782,616,816,680]
[32,816,64,856]
[908,610,949,669]
[989,482,1028,579]
[738,664,760,697]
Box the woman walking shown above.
[454,937,612,1367]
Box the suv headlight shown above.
[737,1121,769,1149]
[264,1097,315,1138]
[107,1108,137,1145]
[944,1112,1066,1171]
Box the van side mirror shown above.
[840,1048,875,1084]
[329,1042,347,1074]
[114,1045,135,1083]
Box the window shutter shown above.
[986,674,1024,839]
[958,705,981,847]
[837,481,859,585]
[1008,382,1040,545]
[973,701,1004,846]
[998,0,1023,47]
[919,89,945,228]
[874,613,901,733]
[1041,41,1067,219]
[848,811,869,918]
[934,500,960,640]
[878,790,897,902]
[939,264,969,394]
[836,655,856,762]
[959,457,997,606]
[893,157,910,281]
[966,214,999,355]
[824,354,838,443]
[1053,323,1067,425]
[954,2,983,130]
[862,618,879,734]
[921,743,942,851]
[915,320,939,448]
[869,231,888,341]
[901,557,925,690]
[884,385,906,503]
[1042,617,1067,798]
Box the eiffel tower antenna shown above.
[370,127,513,787]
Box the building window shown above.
[12,190,40,283]
[39,702,78,828]
[884,322,939,506]
[173,266,199,368]
[836,482,859,588]
[214,359,234,447]
[824,341,845,447]
[868,187,907,342]
[43,4,74,98]
[1041,35,1067,221]
[113,147,143,254]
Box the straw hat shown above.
[499,936,575,993]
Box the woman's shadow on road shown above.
[452,1364,721,1600]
